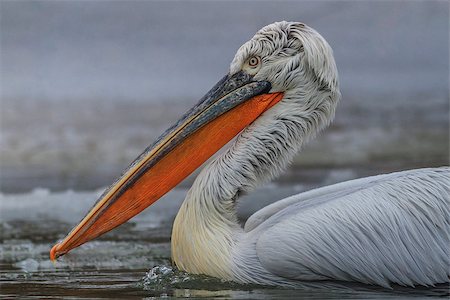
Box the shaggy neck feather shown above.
[171,85,337,278]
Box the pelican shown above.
[50,21,450,288]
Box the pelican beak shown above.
[50,71,284,260]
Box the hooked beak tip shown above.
[50,242,62,261]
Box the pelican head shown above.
[232,21,338,98]
[50,21,340,262]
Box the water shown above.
[1,181,449,299]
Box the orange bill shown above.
[50,71,284,260]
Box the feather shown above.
[171,21,450,288]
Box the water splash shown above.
[142,265,253,292]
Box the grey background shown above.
[1,0,449,192]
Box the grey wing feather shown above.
[244,171,399,232]
[255,168,450,287]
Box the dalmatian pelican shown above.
[50,21,450,288]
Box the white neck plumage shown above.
[171,84,338,278]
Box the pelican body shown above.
[50,22,450,288]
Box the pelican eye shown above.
[248,56,260,68]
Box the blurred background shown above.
[1,0,448,192]
[1,1,449,298]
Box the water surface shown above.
[1,182,448,299]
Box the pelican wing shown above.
[254,168,450,287]
[244,172,401,232]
